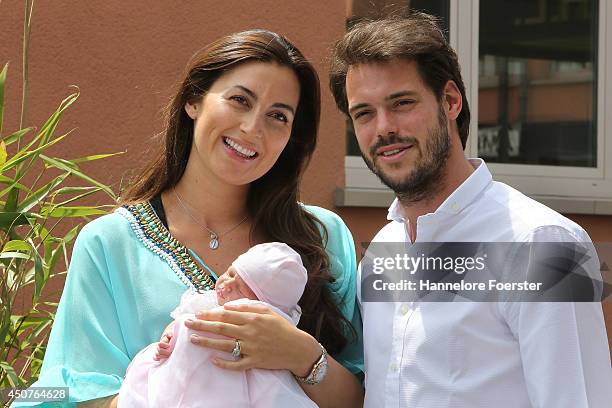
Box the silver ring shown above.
[231,339,242,358]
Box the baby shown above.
[117,242,318,408]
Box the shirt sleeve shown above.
[499,225,612,408]
[304,205,364,377]
[12,220,131,407]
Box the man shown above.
[329,12,612,407]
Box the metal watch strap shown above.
[294,342,328,385]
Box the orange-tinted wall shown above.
[479,82,593,124]
[1,2,611,350]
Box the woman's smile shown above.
[222,136,259,160]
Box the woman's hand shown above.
[183,303,321,376]
[184,303,365,408]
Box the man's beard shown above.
[360,107,451,204]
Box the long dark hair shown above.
[121,30,354,354]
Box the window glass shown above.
[478,0,598,167]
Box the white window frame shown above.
[337,0,612,214]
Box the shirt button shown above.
[400,304,410,315]
[451,203,460,212]
[389,363,399,372]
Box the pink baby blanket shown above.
[118,290,318,408]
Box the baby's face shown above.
[215,266,258,305]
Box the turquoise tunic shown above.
[12,204,363,407]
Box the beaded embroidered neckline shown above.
[117,201,216,292]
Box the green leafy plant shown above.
[0,1,121,393]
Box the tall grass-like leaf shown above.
[32,250,44,302]
[40,155,116,198]
[52,188,104,207]
[1,133,71,212]
[40,206,107,218]
[72,151,124,164]
[0,212,30,229]
[3,127,33,146]
[1,2,118,388]
[1,131,70,173]
[0,175,25,188]
[0,252,31,260]
[16,91,79,161]
[0,141,7,166]
[2,240,31,252]
[0,294,11,351]
[0,178,31,199]
[17,172,69,212]
[10,316,47,330]
[31,318,53,339]
[0,362,20,387]
[53,186,101,195]
[37,225,53,264]
[46,225,79,273]
[50,157,78,170]
[5,186,19,213]
[63,224,79,244]
[9,91,77,179]
[19,0,34,133]
[38,91,78,146]
[0,63,7,135]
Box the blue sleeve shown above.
[12,218,130,407]
[304,205,364,376]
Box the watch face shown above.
[294,344,329,385]
[315,361,328,381]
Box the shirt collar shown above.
[387,158,492,222]
[387,197,404,222]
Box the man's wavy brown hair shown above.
[329,12,471,148]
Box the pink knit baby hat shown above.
[232,242,307,322]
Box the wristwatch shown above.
[294,342,328,385]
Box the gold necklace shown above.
[173,188,248,250]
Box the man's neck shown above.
[400,156,475,242]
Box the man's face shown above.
[345,60,451,201]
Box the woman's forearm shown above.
[290,332,363,408]
[300,356,364,408]
[278,317,366,407]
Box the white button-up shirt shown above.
[359,159,612,408]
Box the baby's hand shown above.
[154,322,175,361]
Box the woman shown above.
[14,30,363,407]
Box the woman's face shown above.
[184,61,300,186]
[215,266,258,305]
